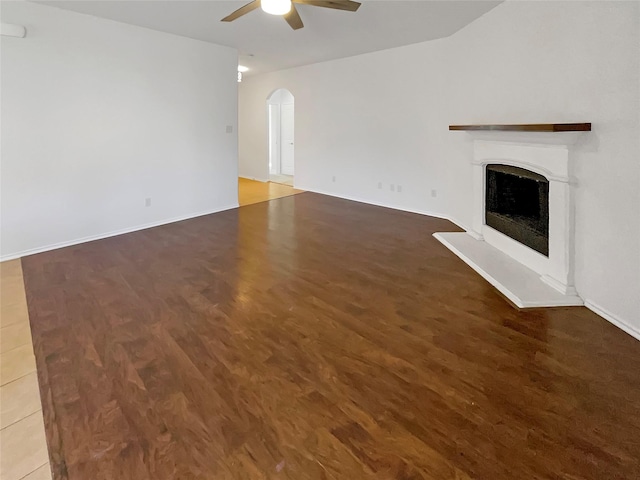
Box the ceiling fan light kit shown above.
[222,0,361,31]
[262,0,292,16]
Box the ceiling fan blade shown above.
[292,0,360,12]
[284,4,304,30]
[221,0,262,22]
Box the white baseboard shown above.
[585,300,640,342]
[0,203,239,262]
[4,186,637,344]
[296,185,469,232]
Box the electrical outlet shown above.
[226,125,233,134]
[431,189,437,198]
[378,182,382,189]
[145,197,151,207]
[390,184,395,192]
[397,185,402,193]
[332,176,336,183]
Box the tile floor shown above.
[0,259,51,480]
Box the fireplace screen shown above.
[485,164,549,256]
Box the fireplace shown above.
[485,164,549,256]
[435,123,591,307]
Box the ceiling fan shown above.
[221,0,362,31]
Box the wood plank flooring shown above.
[21,193,640,479]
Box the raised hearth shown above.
[434,232,581,308]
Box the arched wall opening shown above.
[267,88,295,185]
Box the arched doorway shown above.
[267,88,294,186]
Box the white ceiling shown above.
[36,0,502,76]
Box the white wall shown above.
[239,1,640,335]
[1,1,239,259]
[239,39,449,208]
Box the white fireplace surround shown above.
[472,132,580,294]
[436,130,587,308]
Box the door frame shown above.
[268,104,281,175]
[266,88,295,179]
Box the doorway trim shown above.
[266,88,295,182]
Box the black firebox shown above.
[485,164,549,256]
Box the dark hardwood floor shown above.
[22,193,640,479]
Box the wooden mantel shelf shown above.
[449,123,591,132]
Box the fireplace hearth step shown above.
[433,232,583,308]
